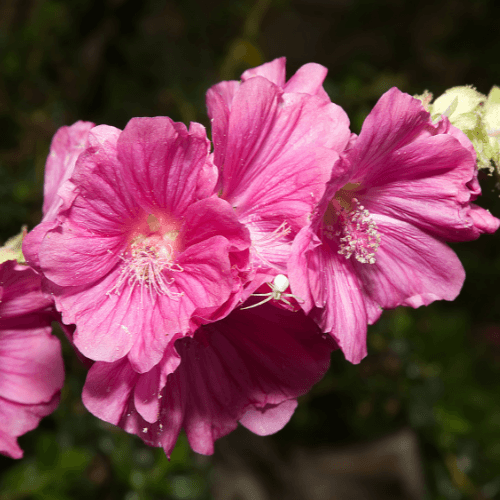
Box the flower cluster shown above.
[2,57,498,458]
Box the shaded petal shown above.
[0,393,60,459]
[82,358,138,425]
[0,328,64,404]
[239,399,298,436]
[0,261,53,318]
[85,304,334,457]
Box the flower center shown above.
[109,214,184,299]
[322,186,381,265]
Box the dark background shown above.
[1,0,500,498]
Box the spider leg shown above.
[250,293,274,297]
[280,297,294,307]
[282,293,305,304]
[240,295,273,310]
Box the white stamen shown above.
[324,198,381,264]
[107,237,184,300]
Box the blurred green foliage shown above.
[1,0,500,498]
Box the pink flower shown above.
[25,117,251,373]
[0,261,64,459]
[82,299,336,456]
[289,88,500,364]
[24,121,95,270]
[206,58,351,277]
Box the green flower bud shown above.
[415,86,500,173]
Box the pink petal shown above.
[469,203,500,235]
[0,328,64,404]
[241,57,287,86]
[348,87,433,185]
[289,229,370,364]
[239,399,298,436]
[181,196,250,251]
[23,221,57,271]
[206,81,241,169]
[38,222,125,287]
[0,393,60,459]
[0,261,53,318]
[359,134,483,241]
[84,304,334,457]
[43,121,94,220]
[69,125,136,230]
[133,363,162,424]
[283,62,328,97]
[82,358,138,425]
[359,214,466,309]
[116,117,212,215]
[62,227,243,371]
[220,77,349,222]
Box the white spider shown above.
[241,274,303,310]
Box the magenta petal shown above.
[359,134,482,241]
[349,87,432,185]
[0,329,64,404]
[64,272,137,363]
[117,117,211,215]
[206,81,241,169]
[239,399,298,436]
[23,221,57,271]
[68,125,140,233]
[288,227,322,314]
[241,57,287,86]
[289,227,370,364]
[0,393,60,459]
[85,304,333,457]
[39,223,125,287]
[82,358,138,425]
[0,262,63,459]
[0,261,53,318]
[469,203,500,235]
[283,63,328,97]
[133,363,162,423]
[359,215,466,309]
[221,77,349,220]
[182,196,250,250]
[43,121,94,220]
[178,305,333,454]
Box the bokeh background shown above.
[1,0,500,498]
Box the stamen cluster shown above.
[110,235,184,300]
[324,198,381,264]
